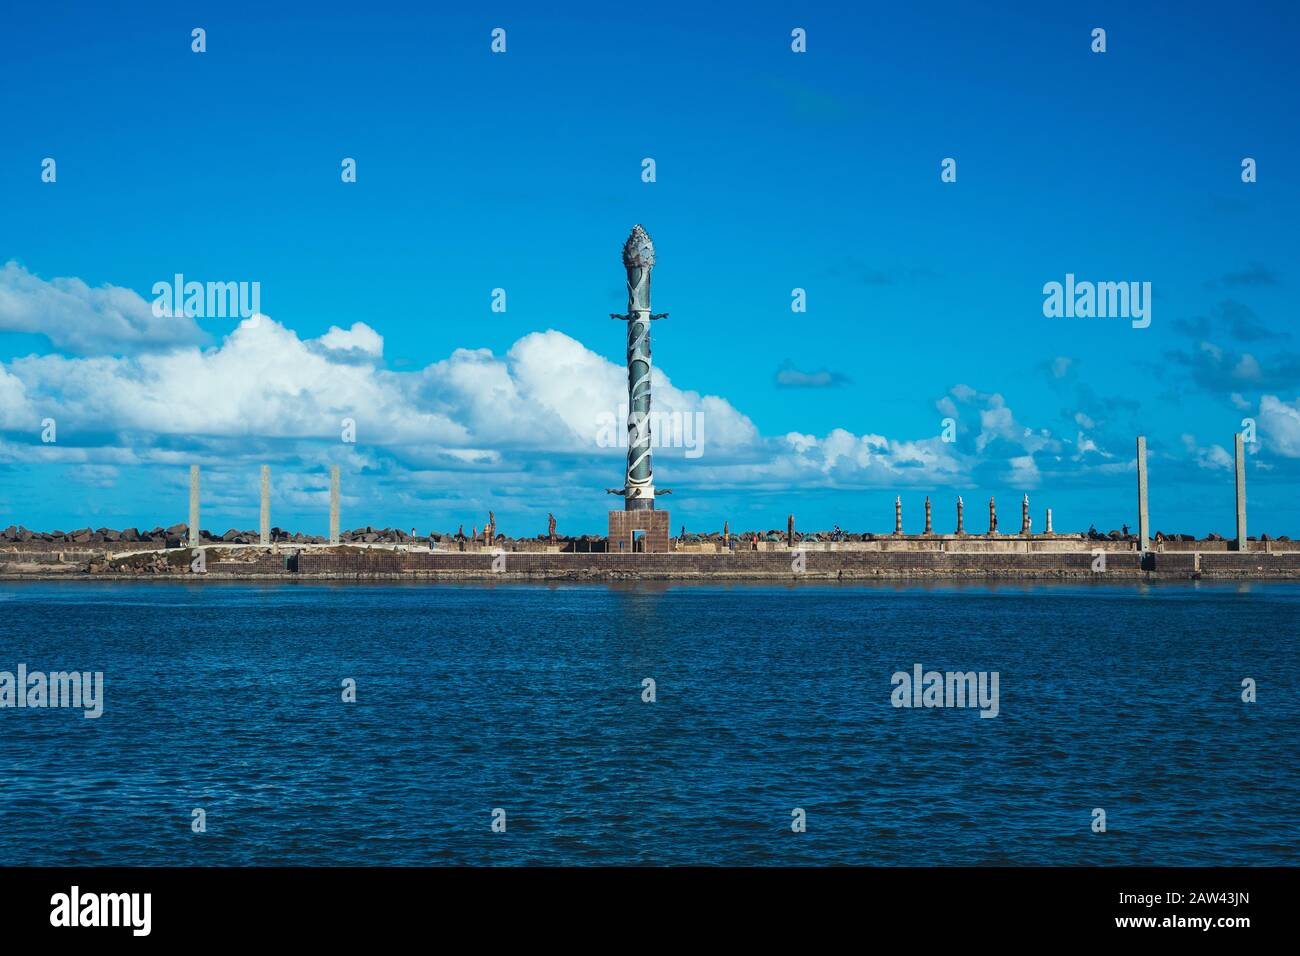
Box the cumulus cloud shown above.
[315,322,384,358]
[0,365,34,428]
[0,261,205,354]
[1181,433,1235,471]
[9,267,1289,513]
[0,305,1022,496]
[1259,395,1300,457]
[774,361,851,388]
[0,316,764,473]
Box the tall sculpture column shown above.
[988,496,998,535]
[1020,494,1031,535]
[894,496,902,535]
[188,465,201,547]
[609,225,665,511]
[956,496,964,535]
[1136,435,1150,553]
[329,466,340,545]
[259,465,270,545]
[1045,508,1054,535]
[1234,433,1247,552]
[923,496,932,535]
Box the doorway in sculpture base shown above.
[608,510,670,553]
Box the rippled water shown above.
[1,580,1296,865]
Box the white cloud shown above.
[1182,432,1234,470]
[0,317,763,471]
[0,261,205,354]
[316,322,384,357]
[1198,444,1233,470]
[1259,395,1300,457]
[1006,455,1040,487]
[0,365,33,428]
[1232,353,1262,381]
[9,267,1266,509]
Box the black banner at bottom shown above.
[0,866,1284,942]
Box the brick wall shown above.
[607,510,670,553]
[9,542,1300,580]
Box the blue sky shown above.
[2,0,1298,537]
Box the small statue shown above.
[547,513,556,542]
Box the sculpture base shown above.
[609,510,670,553]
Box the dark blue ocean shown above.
[1,581,1296,866]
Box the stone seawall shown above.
[4,545,1300,580]
[290,549,1300,580]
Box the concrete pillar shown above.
[188,465,200,547]
[259,465,270,546]
[329,465,340,545]
[923,496,932,535]
[956,496,964,535]
[894,496,902,535]
[1136,436,1150,553]
[988,496,997,535]
[1020,494,1031,535]
[787,514,794,547]
[1045,508,1053,535]
[1234,433,1247,552]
